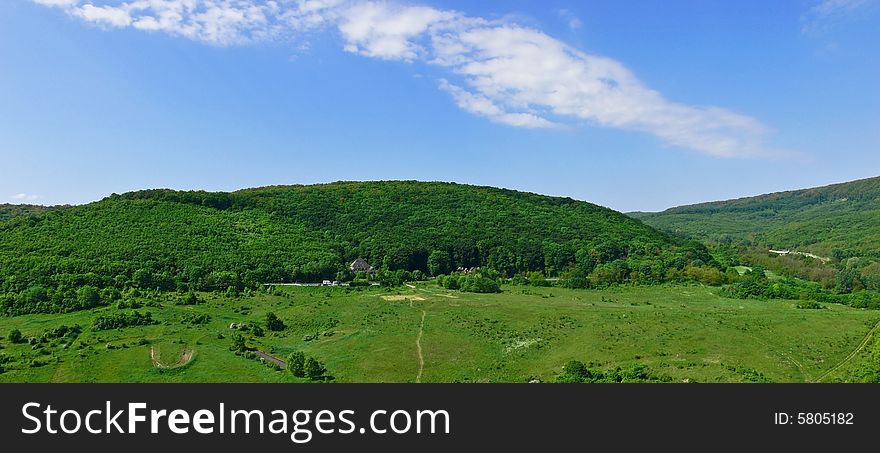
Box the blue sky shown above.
[1,0,878,212]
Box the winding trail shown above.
[415,308,426,383]
[406,284,428,383]
[815,319,880,382]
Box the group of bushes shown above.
[285,351,328,380]
[436,271,501,293]
[92,311,157,331]
[555,360,668,383]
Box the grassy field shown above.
[1,284,878,383]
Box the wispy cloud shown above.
[801,0,873,34]
[31,0,782,158]
[9,193,41,202]
[556,8,582,31]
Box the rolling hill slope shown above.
[0,204,60,222]
[632,176,880,258]
[0,181,709,315]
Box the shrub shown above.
[229,333,247,352]
[305,357,327,380]
[265,312,285,331]
[181,313,212,325]
[796,300,822,309]
[177,292,203,306]
[8,329,24,344]
[287,351,306,377]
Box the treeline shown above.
[721,266,880,309]
[555,360,669,383]
[0,181,713,316]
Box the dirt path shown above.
[251,349,287,369]
[150,346,193,369]
[815,319,880,382]
[415,306,426,383]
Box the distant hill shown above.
[632,176,880,258]
[0,181,710,315]
[0,204,61,222]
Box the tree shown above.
[8,328,23,344]
[305,356,326,380]
[528,271,550,287]
[836,267,864,294]
[230,333,247,352]
[265,312,285,331]
[287,351,306,377]
[75,285,101,309]
[427,250,451,277]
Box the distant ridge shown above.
[632,176,880,257]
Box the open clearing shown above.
[150,345,194,369]
[381,295,426,301]
[1,284,878,383]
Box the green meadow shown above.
[2,283,878,383]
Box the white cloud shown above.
[556,8,582,31]
[74,4,133,27]
[32,0,80,6]
[9,193,41,202]
[30,0,780,158]
[801,0,872,33]
[337,1,456,61]
[439,79,558,129]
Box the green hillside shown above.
[0,204,60,222]
[0,181,709,315]
[632,176,880,259]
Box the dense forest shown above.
[0,181,712,316]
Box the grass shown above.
[1,284,878,383]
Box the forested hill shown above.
[631,176,880,258]
[0,181,712,315]
[0,204,60,222]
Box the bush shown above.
[181,313,212,324]
[229,333,247,352]
[177,292,203,306]
[287,351,306,377]
[8,329,24,344]
[458,276,501,293]
[306,357,327,380]
[510,274,529,286]
[796,300,822,309]
[265,312,285,331]
[527,272,550,287]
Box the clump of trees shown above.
[286,351,328,380]
[555,360,667,383]
[93,311,157,331]
[437,270,501,293]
